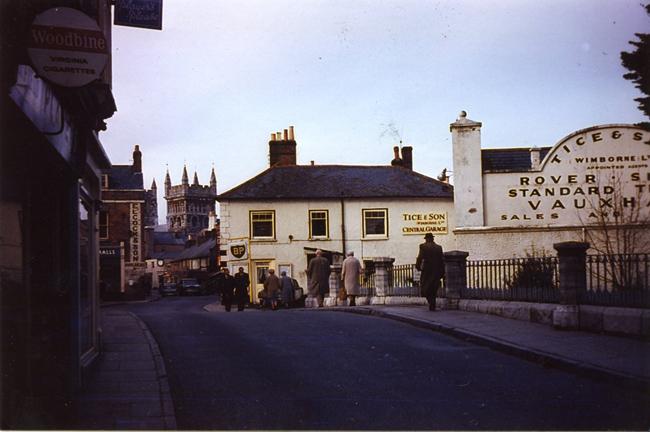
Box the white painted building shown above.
[451,111,650,259]
[218,128,455,299]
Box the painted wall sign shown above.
[485,125,650,227]
[114,0,163,30]
[401,212,448,235]
[130,203,142,262]
[27,7,108,87]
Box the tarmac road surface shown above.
[125,297,650,430]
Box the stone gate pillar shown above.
[553,241,589,329]
[325,264,342,307]
[371,257,394,305]
[441,251,469,310]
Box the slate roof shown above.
[106,165,143,190]
[172,238,216,262]
[154,231,187,246]
[481,147,552,172]
[218,165,454,200]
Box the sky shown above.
[101,0,649,222]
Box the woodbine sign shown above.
[485,125,650,227]
[27,7,108,87]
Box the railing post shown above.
[325,264,343,307]
[553,241,589,329]
[441,251,469,310]
[371,257,394,305]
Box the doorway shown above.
[252,260,275,303]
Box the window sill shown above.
[362,236,389,241]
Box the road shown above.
[125,297,650,430]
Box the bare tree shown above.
[579,171,650,290]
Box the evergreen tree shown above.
[620,4,650,129]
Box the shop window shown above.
[362,208,388,237]
[309,210,329,239]
[250,210,275,240]
[99,211,109,239]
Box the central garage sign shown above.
[27,7,108,87]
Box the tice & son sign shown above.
[485,125,650,227]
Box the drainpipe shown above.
[340,198,346,255]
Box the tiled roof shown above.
[106,165,143,190]
[481,147,551,172]
[218,165,454,200]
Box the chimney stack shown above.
[401,146,413,170]
[390,145,403,167]
[269,125,297,167]
[132,145,142,172]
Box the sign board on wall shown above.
[401,212,448,235]
[27,7,108,87]
[227,240,248,261]
[486,125,650,227]
[114,0,163,30]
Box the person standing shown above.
[263,268,281,310]
[306,249,330,307]
[416,233,445,311]
[234,267,250,312]
[221,268,236,312]
[341,251,362,306]
[280,270,294,308]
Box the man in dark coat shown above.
[416,233,445,311]
[307,249,330,307]
[220,268,236,312]
[234,267,250,312]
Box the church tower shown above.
[164,166,217,234]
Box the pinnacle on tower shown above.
[164,168,171,195]
[193,171,199,186]
[151,178,157,190]
[210,167,217,195]
[181,165,189,185]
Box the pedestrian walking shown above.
[341,251,362,306]
[234,267,250,312]
[263,268,281,310]
[306,249,330,307]
[221,268,236,312]
[280,270,294,308]
[415,233,445,311]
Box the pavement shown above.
[77,300,650,430]
[76,308,176,430]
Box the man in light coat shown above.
[341,251,362,306]
[306,249,330,307]
[263,268,281,310]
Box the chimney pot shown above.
[271,133,276,141]
[283,129,289,140]
[289,126,295,140]
[310,160,314,166]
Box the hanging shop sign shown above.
[227,240,248,261]
[401,212,448,235]
[114,0,163,30]
[27,7,108,87]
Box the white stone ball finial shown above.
[459,110,467,119]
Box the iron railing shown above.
[386,264,420,296]
[583,254,650,308]
[463,257,560,303]
[360,270,375,297]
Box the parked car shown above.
[160,282,177,297]
[177,278,202,296]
